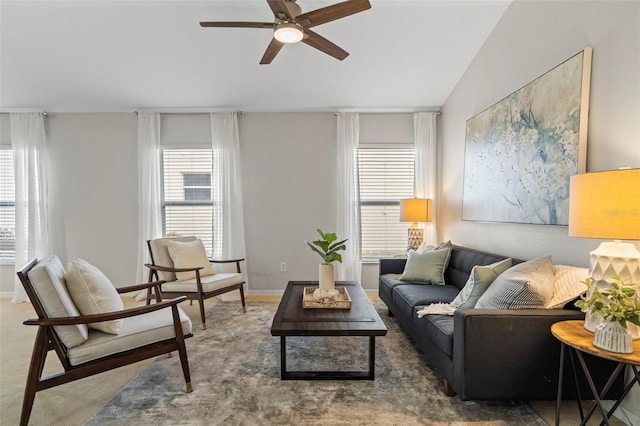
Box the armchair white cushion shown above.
[66,258,124,334]
[163,273,244,293]
[67,306,192,366]
[148,236,198,281]
[27,256,88,348]
[166,239,216,281]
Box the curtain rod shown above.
[333,111,441,116]
[0,112,48,117]
[135,111,244,115]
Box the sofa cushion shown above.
[450,258,513,309]
[414,306,454,357]
[392,284,460,309]
[400,247,450,285]
[66,259,124,335]
[67,306,192,366]
[27,256,89,348]
[379,273,404,302]
[475,257,554,309]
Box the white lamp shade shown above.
[400,198,432,223]
[568,169,640,240]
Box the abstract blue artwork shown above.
[462,48,592,225]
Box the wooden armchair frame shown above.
[145,239,246,330]
[17,258,193,426]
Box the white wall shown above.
[439,0,639,421]
[439,0,640,265]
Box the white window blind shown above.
[161,148,221,257]
[358,147,415,257]
[0,149,15,262]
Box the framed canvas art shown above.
[462,47,592,225]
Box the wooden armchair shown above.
[145,236,246,330]
[17,256,193,426]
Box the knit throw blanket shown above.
[416,302,456,317]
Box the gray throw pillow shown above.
[450,258,512,308]
[399,247,450,285]
[475,257,555,309]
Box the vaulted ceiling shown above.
[0,0,511,112]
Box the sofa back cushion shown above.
[444,245,520,290]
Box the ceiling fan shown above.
[200,0,371,64]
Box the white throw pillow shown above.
[450,258,513,309]
[547,265,589,309]
[166,239,216,281]
[475,257,555,309]
[66,259,124,334]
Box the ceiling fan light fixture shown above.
[274,22,303,43]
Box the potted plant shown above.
[306,229,347,291]
[575,275,640,353]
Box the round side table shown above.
[551,320,640,426]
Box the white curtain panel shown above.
[336,112,361,283]
[210,112,246,262]
[136,112,162,285]
[11,112,50,303]
[414,112,438,245]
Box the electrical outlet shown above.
[280,262,287,272]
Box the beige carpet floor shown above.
[0,295,624,425]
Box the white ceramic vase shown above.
[593,321,633,354]
[319,263,335,291]
[584,310,602,333]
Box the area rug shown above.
[87,301,545,425]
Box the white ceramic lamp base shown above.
[584,241,640,339]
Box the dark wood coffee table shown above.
[270,281,387,380]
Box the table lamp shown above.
[400,197,432,252]
[568,168,640,332]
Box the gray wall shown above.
[439,0,640,265]
[438,0,639,420]
[1,112,368,293]
[240,113,338,292]
[0,112,410,295]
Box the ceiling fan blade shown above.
[200,21,274,29]
[296,0,371,28]
[302,29,349,61]
[266,0,294,20]
[260,38,285,64]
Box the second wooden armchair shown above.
[145,236,246,329]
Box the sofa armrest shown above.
[379,258,407,275]
[452,308,585,400]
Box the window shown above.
[183,173,212,201]
[161,148,221,257]
[358,147,415,258]
[0,149,15,262]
